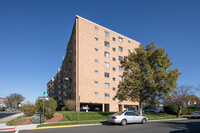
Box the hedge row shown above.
[20,98,57,119]
[20,104,37,116]
[163,105,197,115]
[0,107,6,111]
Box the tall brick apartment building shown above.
[47,16,140,112]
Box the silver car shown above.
[106,112,148,126]
[191,111,200,118]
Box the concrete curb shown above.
[0,127,15,132]
[0,124,37,132]
[79,123,102,127]
[149,118,188,122]
[26,125,80,130]
[15,124,38,130]
[0,124,16,132]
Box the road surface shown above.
[19,119,200,133]
[0,112,20,124]
[0,112,18,119]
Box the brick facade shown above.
[47,16,140,112]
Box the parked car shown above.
[81,106,90,111]
[94,107,100,111]
[191,111,200,118]
[144,109,155,113]
[143,108,164,113]
[7,109,15,112]
[106,112,148,126]
[154,109,165,113]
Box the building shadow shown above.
[162,119,200,133]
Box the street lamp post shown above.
[19,104,22,117]
[38,92,49,118]
[42,99,45,116]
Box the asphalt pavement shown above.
[0,131,15,133]
[0,112,21,124]
[0,112,18,119]
[19,119,200,133]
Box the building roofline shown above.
[76,15,140,44]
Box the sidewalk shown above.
[0,113,35,132]
[0,123,37,132]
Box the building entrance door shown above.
[104,104,109,112]
[118,104,122,112]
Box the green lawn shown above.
[142,113,179,120]
[59,111,184,121]
[59,111,114,121]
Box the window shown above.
[128,49,131,53]
[119,75,123,81]
[95,37,98,41]
[112,77,116,81]
[119,37,123,42]
[119,66,123,71]
[104,31,109,37]
[104,72,110,78]
[105,93,110,98]
[104,52,110,57]
[95,26,98,30]
[125,112,138,116]
[128,40,130,43]
[119,46,123,52]
[112,47,116,51]
[95,81,98,84]
[119,56,123,61]
[105,83,110,88]
[113,57,116,61]
[113,67,116,71]
[95,92,99,95]
[95,59,98,62]
[113,98,116,101]
[113,87,116,91]
[95,70,98,73]
[113,37,116,41]
[104,62,110,68]
[95,48,98,51]
[104,41,110,47]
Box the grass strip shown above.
[37,120,106,127]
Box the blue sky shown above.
[0,0,200,103]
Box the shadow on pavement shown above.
[101,121,140,126]
[163,119,200,133]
